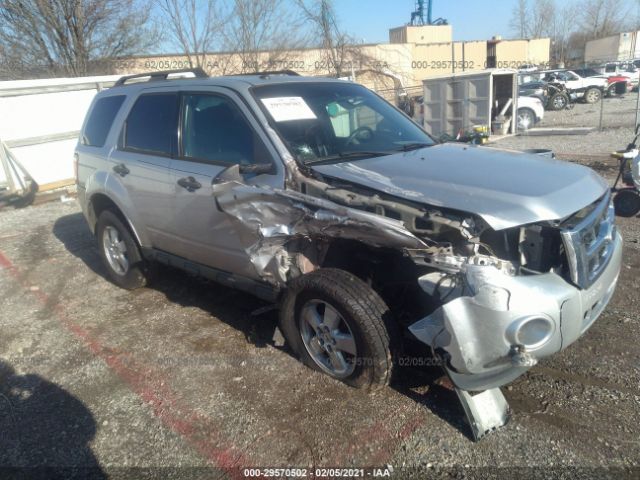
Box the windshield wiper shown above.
[305,151,391,166]
[394,142,434,152]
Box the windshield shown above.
[252,82,435,164]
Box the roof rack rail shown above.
[114,68,208,87]
[233,70,300,78]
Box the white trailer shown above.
[421,69,518,139]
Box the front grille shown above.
[561,193,616,290]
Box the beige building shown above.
[389,24,453,44]
[112,25,550,99]
[584,31,640,64]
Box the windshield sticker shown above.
[261,97,317,122]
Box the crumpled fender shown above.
[215,184,428,285]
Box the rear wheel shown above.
[613,189,640,217]
[584,87,601,104]
[96,210,151,289]
[548,93,568,110]
[279,269,397,390]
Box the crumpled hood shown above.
[311,143,608,230]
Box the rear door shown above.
[76,94,127,209]
[167,88,283,277]
[109,91,179,252]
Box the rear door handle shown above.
[113,163,130,177]
[177,176,201,192]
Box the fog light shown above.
[507,315,555,350]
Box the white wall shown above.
[0,75,120,186]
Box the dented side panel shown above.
[215,184,429,285]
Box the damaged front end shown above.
[409,193,622,439]
[213,164,622,440]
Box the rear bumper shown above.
[409,232,622,391]
[76,185,94,233]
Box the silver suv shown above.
[76,69,622,439]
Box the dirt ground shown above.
[0,154,639,478]
[536,92,640,130]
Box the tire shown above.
[517,107,536,131]
[279,268,398,390]
[548,93,568,110]
[584,87,601,104]
[613,190,640,217]
[606,84,616,97]
[96,209,151,289]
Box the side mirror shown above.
[210,162,274,195]
[211,164,243,195]
[239,163,274,175]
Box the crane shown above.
[410,0,448,26]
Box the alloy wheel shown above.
[299,299,357,378]
[518,109,534,130]
[102,225,129,275]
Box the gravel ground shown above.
[0,160,639,478]
[536,93,640,130]
[494,94,640,157]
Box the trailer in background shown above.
[420,69,518,140]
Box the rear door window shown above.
[82,95,125,147]
[124,93,179,156]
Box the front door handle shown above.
[113,163,130,177]
[177,176,201,192]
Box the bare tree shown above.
[529,0,556,38]
[548,3,578,65]
[297,0,352,77]
[510,0,530,38]
[221,0,305,74]
[156,0,224,69]
[579,0,629,39]
[510,0,556,39]
[0,0,157,78]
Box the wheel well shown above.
[88,193,139,243]
[319,239,432,328]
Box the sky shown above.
[334,0,519,43]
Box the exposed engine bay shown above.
[213,161,620,440]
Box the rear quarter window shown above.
[82,95,126,147]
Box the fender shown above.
[84,169,150,247]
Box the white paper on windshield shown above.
[260,97,317,122]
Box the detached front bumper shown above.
[409,232,622,392]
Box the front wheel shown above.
[279,269,398,390]
[517,107,536,131]
[613,189,640,217]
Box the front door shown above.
[167,90,283,278]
